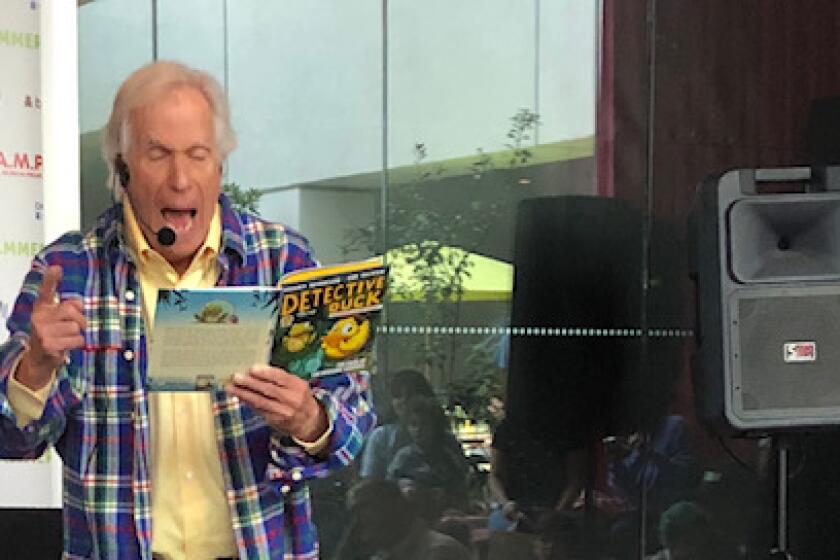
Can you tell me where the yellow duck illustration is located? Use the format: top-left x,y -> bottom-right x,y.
282,322 -> 316,353
321,317 -> 370,360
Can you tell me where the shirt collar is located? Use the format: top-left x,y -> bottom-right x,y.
100,192 -> 246,265
218,192 -> 247,263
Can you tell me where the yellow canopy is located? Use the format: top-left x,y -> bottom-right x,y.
384,245 -> 513,302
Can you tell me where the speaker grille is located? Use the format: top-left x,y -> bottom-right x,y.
731,289 -> 840,419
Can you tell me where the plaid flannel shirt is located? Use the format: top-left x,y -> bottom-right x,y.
0,194 -> 375,559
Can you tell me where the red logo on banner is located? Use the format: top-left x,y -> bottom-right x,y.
0,150 -> 42,178
23,95 -> 40,109
783,341 -> 817,363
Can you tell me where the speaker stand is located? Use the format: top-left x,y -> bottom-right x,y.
769,436 -> 796,560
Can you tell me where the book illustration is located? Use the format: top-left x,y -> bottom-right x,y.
147,258 -> 387,391
281,320 -> 316,352
271,260 -> 387,379
322,316 -> 371,359
194,300 -> 237,323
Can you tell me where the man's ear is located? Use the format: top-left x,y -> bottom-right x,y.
116,155 -> 130,188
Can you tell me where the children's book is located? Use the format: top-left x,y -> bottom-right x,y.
146,258 -> 388,391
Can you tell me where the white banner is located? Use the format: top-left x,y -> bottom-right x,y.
0,0 -> 61,509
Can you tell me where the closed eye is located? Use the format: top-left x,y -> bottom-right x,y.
187,146 -> 211,161
148,146 -> 169,161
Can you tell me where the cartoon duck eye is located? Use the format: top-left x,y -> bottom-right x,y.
341,321 -> 357,336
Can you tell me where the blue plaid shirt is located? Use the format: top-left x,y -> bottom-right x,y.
0,194 -> 375,559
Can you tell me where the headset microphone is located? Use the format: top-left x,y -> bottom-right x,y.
116,155 -> 178,247
156,226 -> 177,247
135,211 -> 178,248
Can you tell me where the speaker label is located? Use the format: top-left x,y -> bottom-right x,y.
783,341 -> 817,363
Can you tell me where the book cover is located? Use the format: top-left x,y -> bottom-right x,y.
146,258 -> 388,391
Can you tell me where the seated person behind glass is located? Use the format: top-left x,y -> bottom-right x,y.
359,369 -> 436,478
333,478 -> 470,560
387,395 -> 471,515
359,369 -> 462,479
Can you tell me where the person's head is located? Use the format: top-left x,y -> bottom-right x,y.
346,478 -> 416,553
403,395 -> 450,450
102,61 -> 237,273
658,501 -> 713,560
389,369 -> 435,420
487,393 -> 506,423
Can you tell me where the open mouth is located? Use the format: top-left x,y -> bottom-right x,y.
161,208 -> 197,231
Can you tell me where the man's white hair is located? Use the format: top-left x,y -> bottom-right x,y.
101,60 -> 237,200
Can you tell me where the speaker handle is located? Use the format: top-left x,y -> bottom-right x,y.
753,167 -> 812,184
811,165 -> 840,192
740,166 -> 840,194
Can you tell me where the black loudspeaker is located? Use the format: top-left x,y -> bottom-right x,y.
690,166 -> 840,432
0,509 -> 62,558
806,96 -> 840,165
505,196 -> 643,439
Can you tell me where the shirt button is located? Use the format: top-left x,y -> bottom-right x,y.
291,469 -> 303,482
281,484 -> 291,495
123,349 -> 134,361
185,471 -> 194,480
125,290 -> 135,302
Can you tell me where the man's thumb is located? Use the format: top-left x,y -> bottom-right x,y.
37,265 -> 62,304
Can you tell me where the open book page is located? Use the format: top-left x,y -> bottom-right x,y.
147,288 -> 280,391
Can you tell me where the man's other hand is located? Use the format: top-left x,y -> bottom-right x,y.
18,265 -> 86,391
225,364 -> 328,442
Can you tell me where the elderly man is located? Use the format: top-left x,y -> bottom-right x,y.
0,61 -> 375,559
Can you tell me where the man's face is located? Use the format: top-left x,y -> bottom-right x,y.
123,85 -> 221,272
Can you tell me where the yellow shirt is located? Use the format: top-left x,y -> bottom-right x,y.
122,200 -> 238,560
8,200 -> 238,560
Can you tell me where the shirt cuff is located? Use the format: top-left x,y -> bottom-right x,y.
291,416 -> 334,455
7,355 -> 55,428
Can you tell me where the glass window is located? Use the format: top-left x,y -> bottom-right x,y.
79,1 -> 838,558
79,0 -> 154,225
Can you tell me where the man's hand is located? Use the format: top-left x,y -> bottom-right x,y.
17,265 -> 86,391
225,364 -> 329,442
